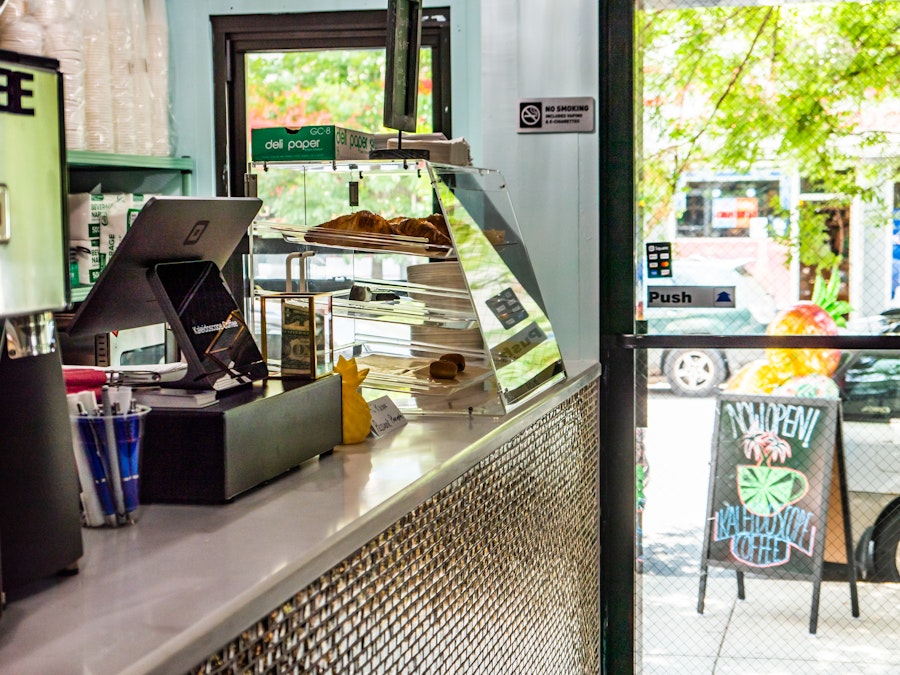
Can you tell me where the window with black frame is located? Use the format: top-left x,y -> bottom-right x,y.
210,9 -> 452,299
211,9 -> 451,199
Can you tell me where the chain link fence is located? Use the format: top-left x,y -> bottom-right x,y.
637,0 -> 900,671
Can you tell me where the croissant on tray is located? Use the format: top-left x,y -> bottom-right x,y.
318,210 -> 392,234
388,216 -> 452,248
425,213 -> 451,239
305,210 -> 452,249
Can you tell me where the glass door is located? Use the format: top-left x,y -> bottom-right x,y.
629,1 -> 900,672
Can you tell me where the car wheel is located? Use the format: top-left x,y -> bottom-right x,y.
663,348 -> 727,397
873,506 -> 900,581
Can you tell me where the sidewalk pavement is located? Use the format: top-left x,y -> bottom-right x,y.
638,571 -> 900,674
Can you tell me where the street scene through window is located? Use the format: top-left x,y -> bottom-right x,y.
637,1 -> 900,671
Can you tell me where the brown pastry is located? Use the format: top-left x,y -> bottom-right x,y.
388,217 -> 452,248
306,210 -> 452,250
429,359 -> 458,379
318,210 -> 391,234
426,213 -> 451,239
439,352 -> 466,372
305,210 -> 393,246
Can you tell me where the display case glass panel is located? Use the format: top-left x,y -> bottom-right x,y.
249,159 -> 565,414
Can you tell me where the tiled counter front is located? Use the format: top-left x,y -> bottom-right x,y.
189,380 -> 600,674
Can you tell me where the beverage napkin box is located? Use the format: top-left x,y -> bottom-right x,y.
68,193 -> 155,285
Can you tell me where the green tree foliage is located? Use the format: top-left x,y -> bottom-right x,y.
641,1 -> 900,264
247,49 -> 435,226
246,48 -> 433,136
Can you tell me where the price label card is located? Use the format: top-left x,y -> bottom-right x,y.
369,396 -> 407,438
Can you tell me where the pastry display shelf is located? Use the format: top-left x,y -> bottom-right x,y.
334,300 -> 476,329
352,350 -> 494,396
255,219 -> 455,259
257,287 -> 477,330
247,159 -> 567,415
332,280 -> 477,330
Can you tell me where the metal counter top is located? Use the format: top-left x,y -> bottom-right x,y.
0,361 -> 599,674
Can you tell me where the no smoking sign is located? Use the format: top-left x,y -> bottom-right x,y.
517,97 -> 595,134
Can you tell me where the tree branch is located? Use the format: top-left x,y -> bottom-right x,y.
675,6 -> 776,176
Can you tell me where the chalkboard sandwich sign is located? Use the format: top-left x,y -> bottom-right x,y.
697,393 -> 859,634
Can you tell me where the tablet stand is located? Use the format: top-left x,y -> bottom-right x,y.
147,260 -> 268,391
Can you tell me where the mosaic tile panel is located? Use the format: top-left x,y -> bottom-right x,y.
189,382 -> 600,675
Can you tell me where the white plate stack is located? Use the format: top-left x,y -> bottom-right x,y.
83,0 -> 114,152
107,0 -> 136,155
144,0 -> 170,156
407,261 -> 485,355
406,261 -> 474,312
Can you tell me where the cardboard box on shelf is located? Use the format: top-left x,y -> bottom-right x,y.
251,125 -> 375,162
68,193 -> 154,286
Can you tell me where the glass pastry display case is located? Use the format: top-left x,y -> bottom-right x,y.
247,159 -> 566,415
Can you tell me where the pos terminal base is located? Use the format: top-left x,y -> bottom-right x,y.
140,374 -> 342,503
62,197 -> 343,503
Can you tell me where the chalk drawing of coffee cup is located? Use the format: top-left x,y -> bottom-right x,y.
737,465 -> 809,516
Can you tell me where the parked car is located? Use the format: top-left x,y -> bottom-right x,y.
832,318 -> 900,581
644,260 -> 774,396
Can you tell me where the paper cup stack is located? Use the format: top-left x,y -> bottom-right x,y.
128,0 -> 152,156
0,0 -> 27,32
43,21 -> 86,149
0,6 -> 43,56
0,0 -> 27,22
83,0 -> 115,152
24,0 -> 66,25
1,0 -> 169,157
107,0 -> 137,155
144,0 -> 170,156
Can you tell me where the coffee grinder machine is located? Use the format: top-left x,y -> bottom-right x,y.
0,50 -> 84,598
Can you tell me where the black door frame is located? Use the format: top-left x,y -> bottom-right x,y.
599,0 -> 638,670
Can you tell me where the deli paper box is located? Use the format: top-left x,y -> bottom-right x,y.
251,125 -> 375,162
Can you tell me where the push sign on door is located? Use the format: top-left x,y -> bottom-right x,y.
646,242 -> 672,278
